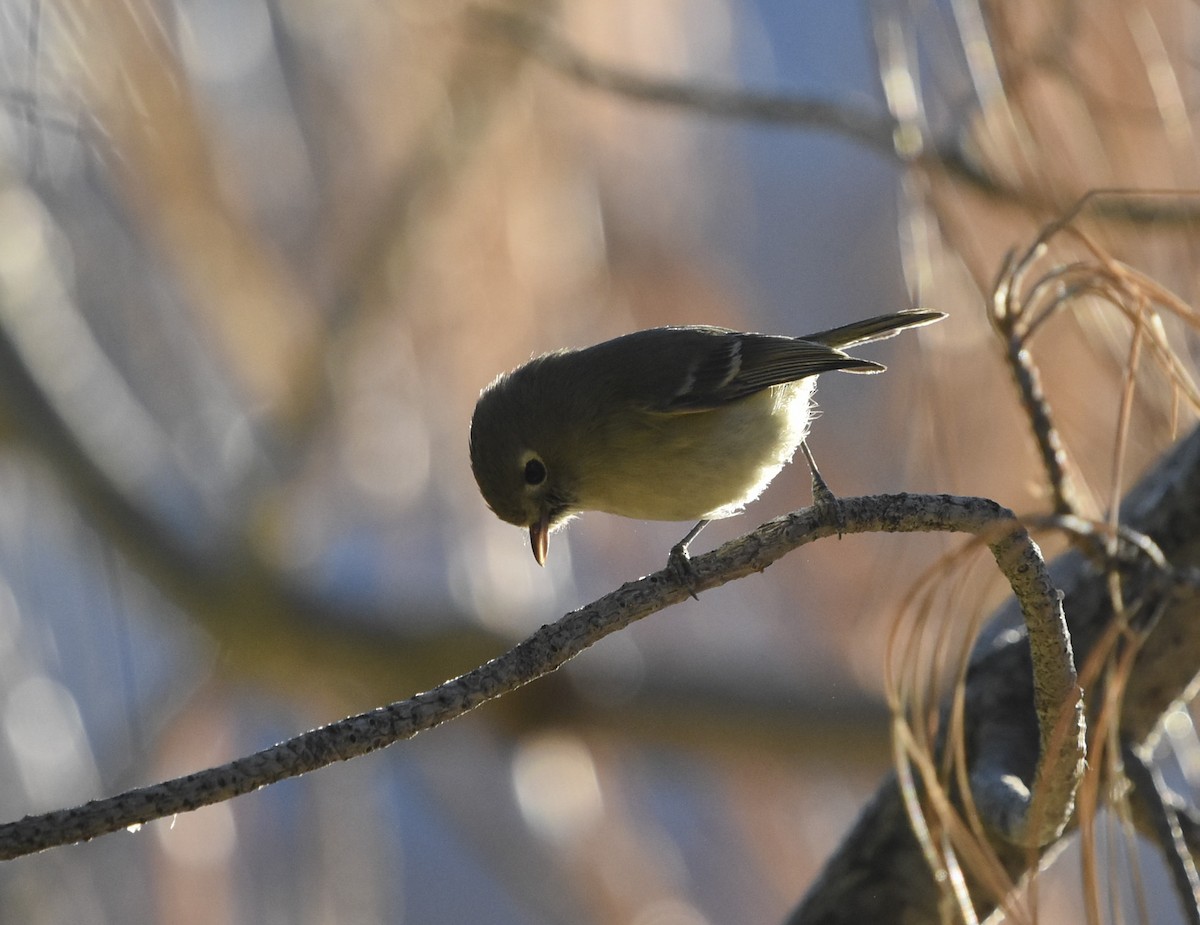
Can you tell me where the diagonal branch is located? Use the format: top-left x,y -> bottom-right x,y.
474,7 -> 1200,226
471,6 -> 901,156
0,492 -> 1074,860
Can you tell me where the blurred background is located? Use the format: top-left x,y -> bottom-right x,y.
0,1 -> 1198,922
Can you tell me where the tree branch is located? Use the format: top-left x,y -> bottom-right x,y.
789,424 -> 1200,924
0,492 -> 1069,860
473,7 -> 1200,226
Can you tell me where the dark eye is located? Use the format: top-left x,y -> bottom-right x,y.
523,457 -> 547,486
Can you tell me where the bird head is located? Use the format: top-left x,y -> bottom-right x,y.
469,367 -> 578,565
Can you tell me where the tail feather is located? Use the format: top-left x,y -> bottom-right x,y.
804,309 -> 946,350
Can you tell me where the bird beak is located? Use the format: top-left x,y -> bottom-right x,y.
529,511 -> 550,566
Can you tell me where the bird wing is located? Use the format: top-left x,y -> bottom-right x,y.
585,327 -> 882,414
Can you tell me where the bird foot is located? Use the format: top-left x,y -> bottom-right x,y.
812,476 -> 845,537
667,541 -> 700,600
801,442 -> 844,536
667,520 -> 710,599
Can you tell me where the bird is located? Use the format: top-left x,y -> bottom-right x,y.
469,309 -> 945,568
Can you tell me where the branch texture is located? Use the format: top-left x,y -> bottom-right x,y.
0,493 -> 1064,859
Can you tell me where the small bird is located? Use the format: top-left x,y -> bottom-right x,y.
470,309 -> 944,567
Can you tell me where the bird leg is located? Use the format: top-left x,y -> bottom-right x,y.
800,441 -> 843,534
668,518 -> 709,598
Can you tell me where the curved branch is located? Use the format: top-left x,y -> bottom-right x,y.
0,492 -> 1075,860
790,424 -> 1200,924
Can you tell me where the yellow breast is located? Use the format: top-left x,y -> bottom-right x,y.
575,380 -> 817,522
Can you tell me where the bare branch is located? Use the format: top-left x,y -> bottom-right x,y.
475,8 -> 1200,226
1124,743 -> 1200,925
471,6 -> 901,156
0,492 -> 1074,860
790,423 -> 1200,924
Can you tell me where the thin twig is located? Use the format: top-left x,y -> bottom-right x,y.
1124,743 -> 1200,925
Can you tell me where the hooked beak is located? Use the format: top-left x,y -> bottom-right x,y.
529,511 -> 550,566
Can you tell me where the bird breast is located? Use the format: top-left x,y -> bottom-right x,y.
577,379 -> 817,522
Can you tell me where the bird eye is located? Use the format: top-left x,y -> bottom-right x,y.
523,457 -> 547,486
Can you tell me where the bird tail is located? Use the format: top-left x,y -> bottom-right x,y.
804,309 -> 946,350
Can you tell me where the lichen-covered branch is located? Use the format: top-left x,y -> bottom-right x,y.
0,492 -> 1071,860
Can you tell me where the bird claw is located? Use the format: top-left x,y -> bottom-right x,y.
801,441 -> 844,537
667,542 -> 701,600
812,478 -> 845,538
666,519 -> 709,598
